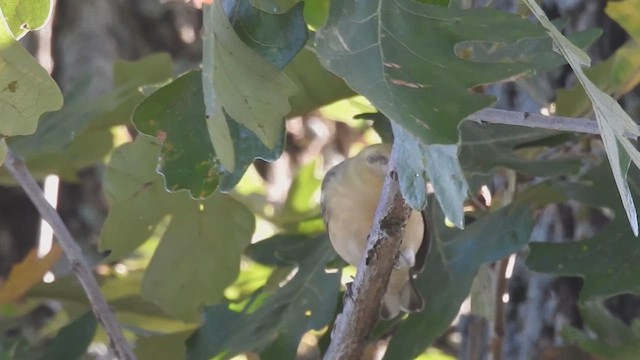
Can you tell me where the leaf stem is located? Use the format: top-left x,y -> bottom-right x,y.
4,150 -> 136,360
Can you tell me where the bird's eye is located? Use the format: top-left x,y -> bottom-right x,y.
366,154 -> 389,166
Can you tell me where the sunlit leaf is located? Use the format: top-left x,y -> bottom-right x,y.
187,234 -> 340,359
203,1 -> 296,169
0,15 -> 62,137
0,0 -> 51,39
101,137 -> 255,320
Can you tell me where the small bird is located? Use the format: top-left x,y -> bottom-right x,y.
320,143 -> 429,319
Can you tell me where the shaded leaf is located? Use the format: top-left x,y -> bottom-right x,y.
29,271 -> 197,333
40,312 -> 97,360
101,137 -> 255,320
393,123 -> 468,228
0,0 -> 51,39
458,26 -> 601,73
187,234 -> 340,359
385,201 -> 533,359
136,331 -> 194,360
316,1 -> 547,145
527,162 -> 640,300
285,47 -> 355,118
527,219 -> 640,300
133,71 -> 220,198
224,0 -> 307,69
218,109 -> 285,192
132,70 -> 284,196
459,122 -> 581,177
561,301 -> 640,360
250,0 -> 297,13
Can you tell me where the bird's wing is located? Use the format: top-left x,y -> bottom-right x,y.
320,162 -> 343,233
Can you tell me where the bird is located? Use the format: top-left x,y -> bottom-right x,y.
320,143 -> 429,319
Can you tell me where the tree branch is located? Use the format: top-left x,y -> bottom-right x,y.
467,108 -> 638,139
4,150 -> 136,360
323,144 -> 412,360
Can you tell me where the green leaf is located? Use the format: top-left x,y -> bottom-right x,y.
28,272 -> 198,333
203,1 -> 296,165
457,26 -> 601,73
224,0 -> 307,69
527,218 -> 640,300
285,47 -> 355,118
606,0 -> 640,44
556,41 -> 640,117
132,70 -> 284,196
136,331 -> 194,360
555,0 -> 640,117
133,71 -> 220,198
527,161 -> 640,300
303,0 -> 330,28
316,1 -> 547,145
0,16 -> 62,137
278,160 -> 323,228
561,301 -> 640,360
40,312 -> 97,360
393,123 -> 469,228
101,137 -> 255,320
0,0 -> 51,39
385,201 -> 533,359
218,109 -> 285,192
0,138 -> 6,165
187,234 -> 340,359
4,54 -> 171,180
524,0 -> 640,235
250,0 -> 297,13
459,122 -> 581,177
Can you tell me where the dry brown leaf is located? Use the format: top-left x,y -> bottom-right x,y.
0,242 -> 62,303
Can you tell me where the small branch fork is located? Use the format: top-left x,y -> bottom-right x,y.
4,150 -> 136,360
323,108 -> 632,358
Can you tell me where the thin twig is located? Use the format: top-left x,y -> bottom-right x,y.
491,256 -> 510,360
323,144 -> 412,360
466,108 -> 639,139
4,150 -> 136,360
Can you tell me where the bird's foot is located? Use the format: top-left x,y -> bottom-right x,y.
394,248 -> 416,269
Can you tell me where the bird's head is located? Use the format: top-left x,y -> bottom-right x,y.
356,143 -> 392,178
